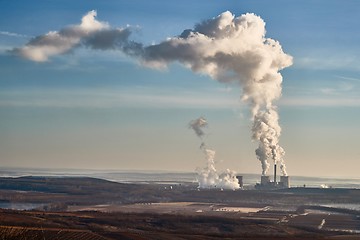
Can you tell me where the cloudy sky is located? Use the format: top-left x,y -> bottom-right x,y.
0,0 -> 359,178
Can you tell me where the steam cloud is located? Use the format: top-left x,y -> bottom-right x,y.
188,117 -> 208,146
142,11 -> 292,176
12,10 -> 138,62
14,10 -> 293,176
189,117 -> 240,190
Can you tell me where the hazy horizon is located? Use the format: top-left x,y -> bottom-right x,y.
1,166 -> 359,180
1,1 -> 360,178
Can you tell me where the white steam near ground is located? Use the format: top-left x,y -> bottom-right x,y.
13,10 -> 293,177
189,117 -> 240,190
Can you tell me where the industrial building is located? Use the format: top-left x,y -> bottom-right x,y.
255,164 -> 290,189
236,175 -> 243,188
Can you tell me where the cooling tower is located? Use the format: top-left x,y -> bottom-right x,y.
261,175 -> 271,186
280,176 -> 290,188
236,175 -> 243,188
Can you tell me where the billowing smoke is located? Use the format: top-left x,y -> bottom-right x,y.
12,10 -> 139,62
188,117 -> 208,148
142,11 -> 293,176
15,10 -> 292,176
189,117 -> 240,190
252,109 -> 287,175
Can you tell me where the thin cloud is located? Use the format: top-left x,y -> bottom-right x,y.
336,76 -> 360,83
1,88 -> 360,109
280,97 -> 360,107
295,56 -> 360,71
320,82 -> 354,95
0,31 -> 30,38
0,88 -> 239,109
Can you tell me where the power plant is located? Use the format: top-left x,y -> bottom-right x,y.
255,163 -> 290,189
189,116 -> 290,191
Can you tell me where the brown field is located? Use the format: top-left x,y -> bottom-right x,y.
0,176 -> 359,239
0,208 -> 335,240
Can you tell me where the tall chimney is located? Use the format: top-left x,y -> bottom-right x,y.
274,163 -> 277,184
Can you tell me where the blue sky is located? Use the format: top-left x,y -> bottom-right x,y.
0,0 -> 359,177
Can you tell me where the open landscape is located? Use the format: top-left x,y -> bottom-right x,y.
0,176 -> 359,239
1,1 -> 360,239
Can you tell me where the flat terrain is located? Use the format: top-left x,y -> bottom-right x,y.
0,176 -> 359,239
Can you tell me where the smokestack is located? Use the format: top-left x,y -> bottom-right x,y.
274,163 -> 277,184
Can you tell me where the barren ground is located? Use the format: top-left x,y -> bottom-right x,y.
0,176 -> 359,239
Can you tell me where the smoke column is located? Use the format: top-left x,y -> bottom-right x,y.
189,117 -> 240,190
15,10 -> 293,176
142,11 -> 293,176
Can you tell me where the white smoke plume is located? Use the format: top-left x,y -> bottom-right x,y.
252,109 -> 287,175
189,117 -> 240,190
12,10 -> 139,62
15,10 -> 292,176
188,117 -> 208,148
144,11 -> 292,176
